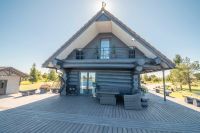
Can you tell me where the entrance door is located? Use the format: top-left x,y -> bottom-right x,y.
80,72 -> 96,95
0,80 -> 7,95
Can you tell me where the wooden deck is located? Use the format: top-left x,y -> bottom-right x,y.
0,93 -> 200,133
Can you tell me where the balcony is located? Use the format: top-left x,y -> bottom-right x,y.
73,46 -> 137,60
60,46 -> 161,70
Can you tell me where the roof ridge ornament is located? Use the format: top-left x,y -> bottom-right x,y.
101,1 -> 106,10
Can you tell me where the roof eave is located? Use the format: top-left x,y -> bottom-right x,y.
43,9 -> 175,70
0,67 -> 29,78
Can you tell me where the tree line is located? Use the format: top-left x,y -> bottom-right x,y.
142,54 -> 200,92
29,63 -> 59,83
142,74 -> 162,83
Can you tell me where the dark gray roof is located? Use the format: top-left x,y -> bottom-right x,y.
0,67 -> 28,77
42,9 -> 175,69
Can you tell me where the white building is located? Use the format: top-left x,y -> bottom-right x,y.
0,67 -> 28,95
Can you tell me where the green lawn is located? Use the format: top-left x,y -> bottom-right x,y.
20,81 -> 53,91
144,81 -> 200,99
169,84 -> 200,98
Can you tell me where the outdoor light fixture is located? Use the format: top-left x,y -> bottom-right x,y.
132,38 -> 135,42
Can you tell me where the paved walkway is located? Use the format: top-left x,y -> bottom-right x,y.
0,93 -> 200,133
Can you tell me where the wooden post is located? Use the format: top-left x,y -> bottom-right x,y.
132,73 -> 139,93
132,66 -> 143,94
60,70 -> 67,96
162,70 -> 166,101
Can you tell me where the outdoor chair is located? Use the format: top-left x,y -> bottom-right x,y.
124,93 -> 142,110
95,85 -> 101,98
66,85 -> 78,95
141,97 -> 149,107
193,98 -> 200,107
29,90 -> 36,95
20,91 -> 29,96
155,89 -> 160,93
39,84 -> 50,94
19,89 -> 37,96
184,96 -> 193,104
51,89 -> 59,93
39,88 -> 47,94
165,90 -> 172,96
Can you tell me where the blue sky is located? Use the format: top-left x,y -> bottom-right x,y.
0,0 -> 200,73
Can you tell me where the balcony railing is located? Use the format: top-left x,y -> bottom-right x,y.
74,46 -> 138,60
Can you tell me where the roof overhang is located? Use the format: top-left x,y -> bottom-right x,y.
57,21 -> 156,60
0,67 -> 28,78
43,9 -> 175,71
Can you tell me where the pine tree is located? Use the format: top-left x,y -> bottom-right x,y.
42,73 -> 48,81
29,63 -> 39,83
169,55 -> 200,92
48,69 -> 58,81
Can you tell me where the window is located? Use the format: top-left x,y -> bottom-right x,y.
100,39 -> 110,59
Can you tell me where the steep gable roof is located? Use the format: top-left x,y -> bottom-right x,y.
0,67 -> 28,77
43,9 -> 175,70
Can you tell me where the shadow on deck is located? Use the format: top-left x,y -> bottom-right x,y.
0,93 -> 200,133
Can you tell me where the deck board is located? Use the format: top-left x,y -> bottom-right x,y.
0,93 -> 200,133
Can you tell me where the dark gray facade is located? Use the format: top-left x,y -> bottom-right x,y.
63,33 -> 143,95
66,69 -> 132,95
67,33 -> 144,60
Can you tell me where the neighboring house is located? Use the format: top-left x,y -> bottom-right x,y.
0,67 -> 28,95
43,7 -> 175,96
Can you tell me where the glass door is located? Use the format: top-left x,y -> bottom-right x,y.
80,72 -> 88,94
88,72 -> 96,95
80,72 -> 96,95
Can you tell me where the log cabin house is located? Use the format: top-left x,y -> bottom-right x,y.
43,7 -> 175,98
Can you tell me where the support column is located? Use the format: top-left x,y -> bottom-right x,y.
132,66 -> 142,94
60,71 -> 68,96
162,70 -> 166,101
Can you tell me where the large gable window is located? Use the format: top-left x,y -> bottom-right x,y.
100,39 -> 110,59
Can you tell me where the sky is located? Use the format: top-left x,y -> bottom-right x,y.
0,0 -> 200,73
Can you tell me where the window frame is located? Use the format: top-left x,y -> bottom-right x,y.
100,38 -> 110,59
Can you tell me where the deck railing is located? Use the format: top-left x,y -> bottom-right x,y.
75,46 -> 137,60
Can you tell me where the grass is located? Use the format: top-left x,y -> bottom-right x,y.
169,92 -> 184,98
169,84 -> 200,98
20,81 -> 53,91
145,81 -> 200,99
20,80 -> 200,99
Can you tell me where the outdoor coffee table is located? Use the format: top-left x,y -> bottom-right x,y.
96,90 -> 119,105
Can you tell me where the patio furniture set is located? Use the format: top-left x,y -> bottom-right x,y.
96,89 -> 148,110
64,85 -> 149,110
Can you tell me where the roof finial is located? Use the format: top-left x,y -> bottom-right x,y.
102,1 -> 106,10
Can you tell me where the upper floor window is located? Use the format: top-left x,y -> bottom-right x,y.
100,38 -> 110,59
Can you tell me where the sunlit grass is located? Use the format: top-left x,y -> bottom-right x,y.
169,84 -> 200,98
20,82 -> 52,91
